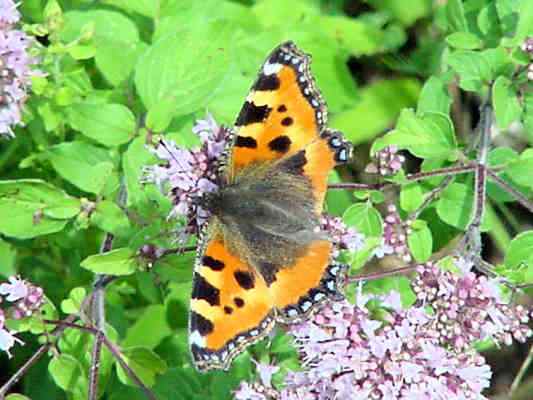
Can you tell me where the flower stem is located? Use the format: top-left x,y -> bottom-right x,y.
510,343 -> 533,396
487,170 -> 533,214
346,265 -> 417,284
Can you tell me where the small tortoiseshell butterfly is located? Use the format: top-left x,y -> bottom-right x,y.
189,41 -> 353,371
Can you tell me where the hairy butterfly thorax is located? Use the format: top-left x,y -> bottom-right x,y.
188,41 -> 353,371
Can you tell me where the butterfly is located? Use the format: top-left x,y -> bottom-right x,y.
189,41 -> 352,372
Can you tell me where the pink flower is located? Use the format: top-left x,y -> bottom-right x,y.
0,276 -> 45,318
0,0 -> 37,138
0,309 -> 23,358
0,275 -> 28,301
366,145 -> 405,176
234,258 -> 532,399
144,113 -> 231,235
320,215 -> 364,259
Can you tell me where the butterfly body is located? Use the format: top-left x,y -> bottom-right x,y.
189,42 -> 353,371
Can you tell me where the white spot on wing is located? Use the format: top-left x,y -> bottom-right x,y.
190,330 -> 206,347
314,292 -> 326,301
301,301 -> 312,312
263,61 -> 282,75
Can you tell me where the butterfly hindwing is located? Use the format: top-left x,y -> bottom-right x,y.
189,233 -> 275,371
269,240 -> 347,323
229,41 -> 327,180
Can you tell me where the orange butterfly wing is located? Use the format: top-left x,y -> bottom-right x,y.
189,234 -> 275,371
228,41 -> 327,180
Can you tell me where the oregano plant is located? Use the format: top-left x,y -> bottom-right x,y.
0,1 -> 532,400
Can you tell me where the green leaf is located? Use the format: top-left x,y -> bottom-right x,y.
407,220 -> 433,262
505,231 -> 533,273
510,0 -> 533,45
447,50 -> 491,91
0,238 -> 16,277
437,182 -> 490,230
90,200 -> 131,236
446,0 -> 468,32
372,109 -> 457,159
123,304 -> 173,349
123,133 -> 156,207
0,180 -> 80,239
492,76 -> 522,129
446,32 -> 483,49
417,76 -> 452,115
366,0 -> 431,26
343,202 -> 383,237
81,248 -> 138,275
146,98 -> 176,133
252,0 -> 319,28
506,149 -> 533,189
135,22 -> 231,118
60,287 -> 86,314
67,103 -> 136,146
522,91 -> 533,145
6,395 -> 31,400
400,183 -> 424,212
61,10 -> 143,85
46,141 -> 117,195
48,354 -> 88,397
318,15 -> 406,56
331,79 -> 420,144
118,347 -> 168,387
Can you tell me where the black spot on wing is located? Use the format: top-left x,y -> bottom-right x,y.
223,306 -> 233,315
234,297 -> 245,307
268,135 -> 291,154
281,117 -> 293,126
253,74 -> 280,91
235,136 -> 258,148
235,101 -> 271,126
192,275 -> 220,306
202,255 -> 225,271
277,104 -> 287,112
190,311 -> 214,335
234,270 -> 255,290
280,150 -> 307,174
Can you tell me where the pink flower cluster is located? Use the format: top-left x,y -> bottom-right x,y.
234,259 -> 532,400
0,0 -> 37,137
413,260 -> 532,350
0,276 -> 44,357
366,145 -> 405,176
144,114 -> 231,235
321,215 -> 365,259
375,205 -> 412,262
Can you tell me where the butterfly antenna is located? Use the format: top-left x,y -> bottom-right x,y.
157,139 -> 191,175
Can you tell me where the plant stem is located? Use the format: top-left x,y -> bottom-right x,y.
487,170 -> 533,214
458,100 -> 492,259
43,320 -> 158,400
0,313 -> 79,397
327,164 -> 476,191
327,182 -> 385,190
510,344 -> 533,396
101,336 -> 158,400
345,265 -> 418,284
88,331 -> 104,400
409,175 -> 454,221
